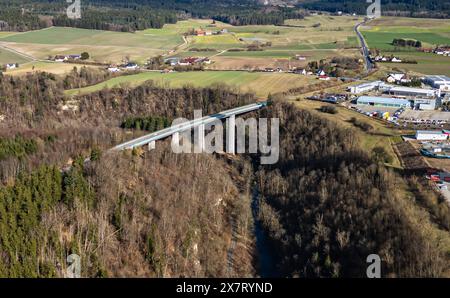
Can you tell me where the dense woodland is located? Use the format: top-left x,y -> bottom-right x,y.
302,0 -> 450,18
0,0 -> 304,32
254,102 -> 449,277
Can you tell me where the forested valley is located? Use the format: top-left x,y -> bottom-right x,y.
0,68 -> 449,277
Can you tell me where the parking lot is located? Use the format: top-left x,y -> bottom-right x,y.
400,110 -> 450,122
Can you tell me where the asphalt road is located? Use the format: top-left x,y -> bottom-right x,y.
354,20 -> 374,73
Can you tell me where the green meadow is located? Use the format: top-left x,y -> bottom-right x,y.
0,48 -> 31,64
361,31 -> 450,50
361,17 -> 450,75
65,70 -> 316,98
0,26 -> 183,49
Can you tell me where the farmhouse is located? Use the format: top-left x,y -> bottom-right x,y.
54,55 -> 68,62
423,75 -> 450,92
386,73 -> 410,84
294,69 -> 307,75
357,96 -> 411,108
107,66 -> 120,73
5,63 -> 17,70
123,62 -> 138,70
178,57 -> 199,66
68,54 -> 81,60
195,29 -> 206,36
434,47 -> 450,56
164,57 -> 180,66
415,130 -> 448,141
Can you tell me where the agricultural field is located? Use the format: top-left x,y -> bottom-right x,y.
361,17 -> 450,75
181,15 -> 363,70
378,51 -> 450,76
0,48 -> 31,65
65,70 -> 317,98
208,49 -> 361,71
0,16 -> 365,74
4,61 -> 98,75
0,23 -> 187,64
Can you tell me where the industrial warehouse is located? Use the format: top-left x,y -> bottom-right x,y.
356,96 -> 410,108
423,75 -> 450,92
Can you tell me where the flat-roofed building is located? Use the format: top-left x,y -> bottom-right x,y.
357,96 -> 411,108
423,75 -> 450,92
413,98 -> 441,110
383,86 -> 440,98
415,130 -> 448,141
347,81 -> 383,94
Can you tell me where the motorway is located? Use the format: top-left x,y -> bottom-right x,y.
354,20 -> 374,73
109,102 -> 268,151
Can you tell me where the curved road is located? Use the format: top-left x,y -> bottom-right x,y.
354,20 -> 374,73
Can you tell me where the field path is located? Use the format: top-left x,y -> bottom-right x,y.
209,49 -> 228,58
0,42 -> 37,61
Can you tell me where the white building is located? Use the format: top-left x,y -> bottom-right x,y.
415,130 -> 448,141
107,67 -> 121,73
347,81 -> 383,94
387,73 -> 405,83
423,75 -> 450,92
316,69 -> 326,76
413,98 -> 439,110
384,86 -> 440,98
54,55 -> 68,62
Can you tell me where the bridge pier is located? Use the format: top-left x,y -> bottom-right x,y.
148,141 -> 155,151
227,115 -> 235,154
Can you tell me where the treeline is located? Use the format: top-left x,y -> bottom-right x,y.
392,38 -> 422,48
299,0 -> 450,18
212,9 -> 304,26
52,9 -> 177,32
0,7 -> 48,31
121,116 -> 171,132
254,102 -> 448,277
